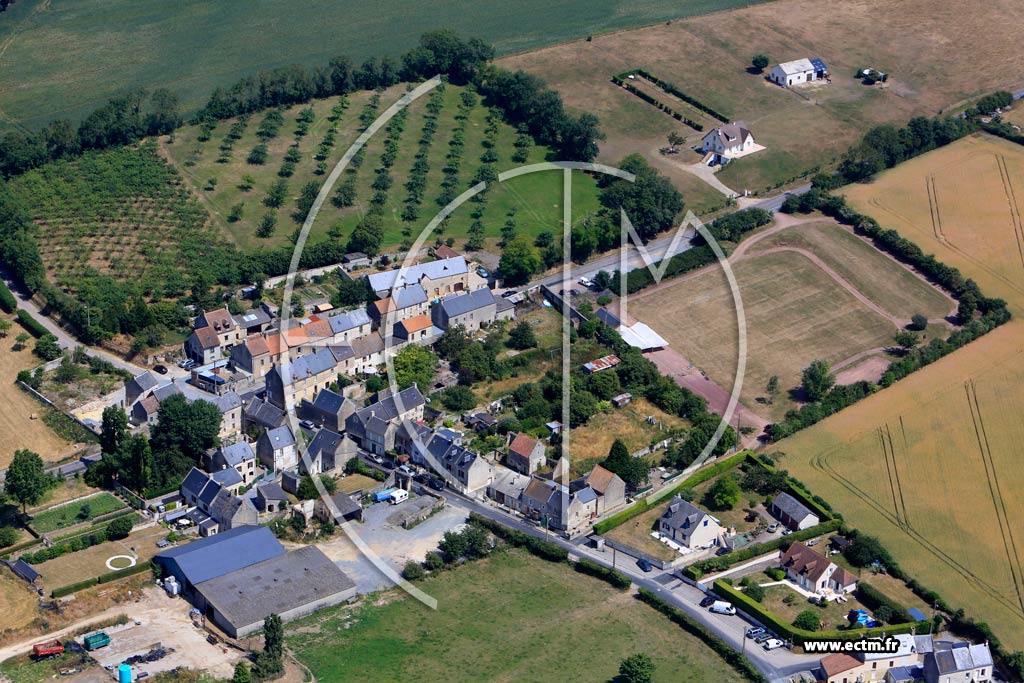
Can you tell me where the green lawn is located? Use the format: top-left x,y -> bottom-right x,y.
287,548 -> 747,683
0,0 -> 777,132
29,492 -> 126,534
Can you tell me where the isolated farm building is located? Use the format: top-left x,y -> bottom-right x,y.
432,287 -> 500,332
232,304 -> 274,336
922,641 -> 993,683
659,496 -> 721,549
770,491 -> 820,530
506,432 -> 547,475
314,491 -> 363,524
780,541 -> 857,595
256,424 -> 298,472
7,559 -> 41,586
367,255 -> 469,298
154,525 -> 285,595
192,545 -> 357,638
582,354 -> 621,374
770,58 -> 829,87
618,323 -> 669,351
208,442 -> 259,485
701,122 -> 756,164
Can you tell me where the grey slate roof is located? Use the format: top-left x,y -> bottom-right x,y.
391,284 -> 428,309
182,467 -> 211,501
328,308 -> 371,334
660,496 -> 709,530
198,478 -> 223,508
703,122 -> 753,150
367,256 -> 467,294
928,641 -> 993,675
233,307 -> 273,330
275,348 -> 337,386
771,492 -> 818,524
311,389 -> 345,415
194,546 -> 355,632
128,371 -> 159,395
155,525 -> 285,586
595,307 -> 621,328
257,481 -> 289,501
575,486 -> 598,505
209,391 -> 242,413
245,397 -> 286,429
440,288 -> 495,317
306,428 -> 344,460
218,442 -> 256,467
264,425 -> 296,449
153,382 -> 184,403
211,467 -> 244,487
10,559 -> 40,583
327,492 -> 362,518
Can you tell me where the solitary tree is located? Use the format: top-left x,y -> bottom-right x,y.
794,610 -> 821,631
800,360 -> 835,402
667,131 -> 685,150
909,313 -> 928,331
13,332 -> 29,350
0,318 -> 11,337
6,449 -> 48,513
506,321 -> 537,350
894,330 -> 920,350
765,375 -> 779,404
619,653 -> 655,683
752,54 -> 770,72
706,475 -> 741,510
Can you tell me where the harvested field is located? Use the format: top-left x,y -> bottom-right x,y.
779,321 -> 1024,649
0,328 -> 76,467
844,133 -> 1024,315
630,250 -> 898,422
0,570 -> 38,633
500,0 -> 1024,194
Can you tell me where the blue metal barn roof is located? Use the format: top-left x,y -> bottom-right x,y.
155,525 -> 285,586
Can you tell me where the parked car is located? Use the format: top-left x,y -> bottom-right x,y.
745,627 -> 766,639
476,267 -> 490,279
754,632 -> 774,644
578,276 -> 593,288
767,522 -> 780,533
299,420 -> 315,430
153,364 -> 168,375
636,558 -> 654,572
501,290 -> 517,298
781,529 -> 793,536
762,639 -> 785,651
427,477 -> 446,491
699,595 -> 717,608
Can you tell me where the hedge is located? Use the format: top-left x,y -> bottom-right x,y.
855,582 -> 911,625
742,454 -> 835,522
593,452 -> 750,535
614,69 -> 730,123
469,513 -> 569,563
573,557 -> 631,590
16,309 -> 49,338
52,577 -> 99,598
611,77 -> 705,131
637,588 -> 769,683
683,519 -> 843,580
713,580 -> 927,646
0,280 -> 16,313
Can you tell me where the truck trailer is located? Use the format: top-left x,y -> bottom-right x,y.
32,641 -> 64,659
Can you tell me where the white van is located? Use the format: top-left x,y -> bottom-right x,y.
709,601 -> 736,616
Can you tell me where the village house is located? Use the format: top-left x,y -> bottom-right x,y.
243,396 -> 286,433
658,496 -> 722,549
232,302 -> 275,336
780,541 -> 858,596
569,464 -> 626,515
315,491 -> 363,524
327,308 -> 372,344
368,284 -> 429,337
253,481 -> 289,514
506,432 -> 546,475
124,370 -> 159,407
771,491 -> 821,530
367,255 -> 470,298
769,57 -> 829,87
431,287 -> 504,331
923,641 -> 993,683
417,434 -> 494,493
301,388 -> 356,433
185,325 -> 222,365
265,348 -> 338,411
302,428 -> 358,475
208,441 -> 259,485
230,335 -> 273,380
345,385 -> 426,455
209,391 -> 243,441
394,313 -> 441,345
179,468 -> 259,536
256,424 -> 298,472
193,308 -> 243,355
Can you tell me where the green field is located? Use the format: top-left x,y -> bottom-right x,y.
29,492 -> 126,534
0,0 -> 778,132
163,82 -> 602,253
287,548 -> 747,683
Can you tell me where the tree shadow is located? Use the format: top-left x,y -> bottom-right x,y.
746,66 -> 764,75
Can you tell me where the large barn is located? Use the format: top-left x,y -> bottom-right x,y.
154,525 -> 285,595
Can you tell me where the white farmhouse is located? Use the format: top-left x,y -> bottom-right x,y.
769,58 -> 829,87
700,122 -> 756,165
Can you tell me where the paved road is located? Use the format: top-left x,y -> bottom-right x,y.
442,491 -> 820,683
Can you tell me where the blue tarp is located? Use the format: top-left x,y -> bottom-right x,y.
908,607 -> 927,622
